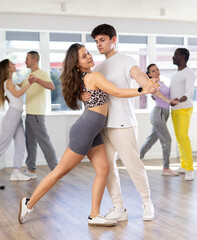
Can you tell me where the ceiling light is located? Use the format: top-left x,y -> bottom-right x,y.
160,8 -> 165,16
61,2 -> 66,12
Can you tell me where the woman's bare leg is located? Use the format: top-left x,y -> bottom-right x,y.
27,147 -> 84,209
87,144 -> 109,218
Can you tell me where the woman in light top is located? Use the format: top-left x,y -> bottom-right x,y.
0,59 -> 32,181
140,64 -> 179,176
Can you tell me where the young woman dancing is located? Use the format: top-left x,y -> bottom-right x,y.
0,59 -> 32,181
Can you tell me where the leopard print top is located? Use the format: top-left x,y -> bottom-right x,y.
81,72 -> 109,108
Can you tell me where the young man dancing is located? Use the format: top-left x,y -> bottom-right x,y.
90,24 -> 155,221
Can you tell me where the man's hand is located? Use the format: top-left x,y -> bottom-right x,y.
79,92 -> 91,102
170,98 -> 179,106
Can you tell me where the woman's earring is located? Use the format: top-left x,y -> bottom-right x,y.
77,68 -> 79,72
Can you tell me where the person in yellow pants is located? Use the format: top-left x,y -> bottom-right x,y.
170,48 -> 196,181
171,107 -> 193,170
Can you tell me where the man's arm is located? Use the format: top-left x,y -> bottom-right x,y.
177,96 -> 187,103
28,74 -> 55,90
130,66 -> 173,105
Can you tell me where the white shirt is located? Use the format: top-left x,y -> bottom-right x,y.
170,67 -> 196,110
4,80 -> 23,110
93,53 -> 138,128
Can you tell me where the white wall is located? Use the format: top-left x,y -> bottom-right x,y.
1,111 -> 197,169
1,13 -> 197,36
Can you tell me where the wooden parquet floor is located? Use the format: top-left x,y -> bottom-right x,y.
0,157 -> 197,240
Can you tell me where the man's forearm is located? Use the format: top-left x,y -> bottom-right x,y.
130,67 -> 149,87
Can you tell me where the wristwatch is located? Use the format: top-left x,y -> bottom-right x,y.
138,87 -> 143,94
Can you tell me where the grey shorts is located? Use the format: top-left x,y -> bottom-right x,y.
68,109 -> 107,155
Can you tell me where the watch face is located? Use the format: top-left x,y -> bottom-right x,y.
138,87 -> 143,93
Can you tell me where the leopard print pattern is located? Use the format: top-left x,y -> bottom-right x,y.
81,72 -> 109,108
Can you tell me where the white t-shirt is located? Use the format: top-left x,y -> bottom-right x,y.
170,67 -> 196,110
93,52 -> 138,128
4,80 -> 23,110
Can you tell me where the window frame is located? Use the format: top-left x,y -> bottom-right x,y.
1,30 -> 197,114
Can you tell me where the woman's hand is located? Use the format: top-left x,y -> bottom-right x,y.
28,74 -> 37,84
170,98 -> 180,106
5,96 -> 10,103
143,78 -> 160,94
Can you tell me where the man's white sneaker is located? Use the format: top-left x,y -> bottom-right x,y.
23,169 -> 37,179
88,214 -> 117,227
143,202 -> 155,221
10,171 -> 31,181
176,167 -> 186,174
104,208 -> 128,222
18,198 -> 33,224
185,171 -> 194,181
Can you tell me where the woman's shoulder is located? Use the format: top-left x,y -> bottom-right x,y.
5,78 -> 12,82
90,71 -> 104,78
84,71 -> 102,80
5,78 -> 13,86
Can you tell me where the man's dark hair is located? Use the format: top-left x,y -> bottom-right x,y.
176,48 -> 190,62
27,51 -> 40,62
91,24 -> 117,39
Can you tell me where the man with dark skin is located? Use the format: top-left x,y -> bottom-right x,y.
171,48 -> 196,181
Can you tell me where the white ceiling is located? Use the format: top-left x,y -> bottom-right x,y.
1,0 -> 197,22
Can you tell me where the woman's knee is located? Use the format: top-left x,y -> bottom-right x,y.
97,162 -> 109,177
51,165 -> 69,180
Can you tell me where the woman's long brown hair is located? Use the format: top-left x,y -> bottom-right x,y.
0,59 -> 10,108
60,43 -> 84,110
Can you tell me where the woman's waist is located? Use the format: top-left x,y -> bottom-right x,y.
81,108 -> 107,126
155,102 -> 169,109
8,101 -> 23,110
86,102 -> 108,116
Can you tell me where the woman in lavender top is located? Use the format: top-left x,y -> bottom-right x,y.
140,64 -> 179,176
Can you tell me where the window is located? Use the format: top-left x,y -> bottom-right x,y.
118,35 -> 148,109
6,31 -> 40,84
188,38 -> 197,109
118,35 -> 147,52
49,33 -> 82,111
1,30 -> 196,113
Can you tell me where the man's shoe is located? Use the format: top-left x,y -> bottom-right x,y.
185,171 -> 194,181
88,214 -> 117,227
162,168 -> 179,176
10,171 -> 31,181
18,198 -> 33,224
104,208 -> 128,222
176,167 -> 186,174
143,202 -> 155,221
23,169 -> 37,179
